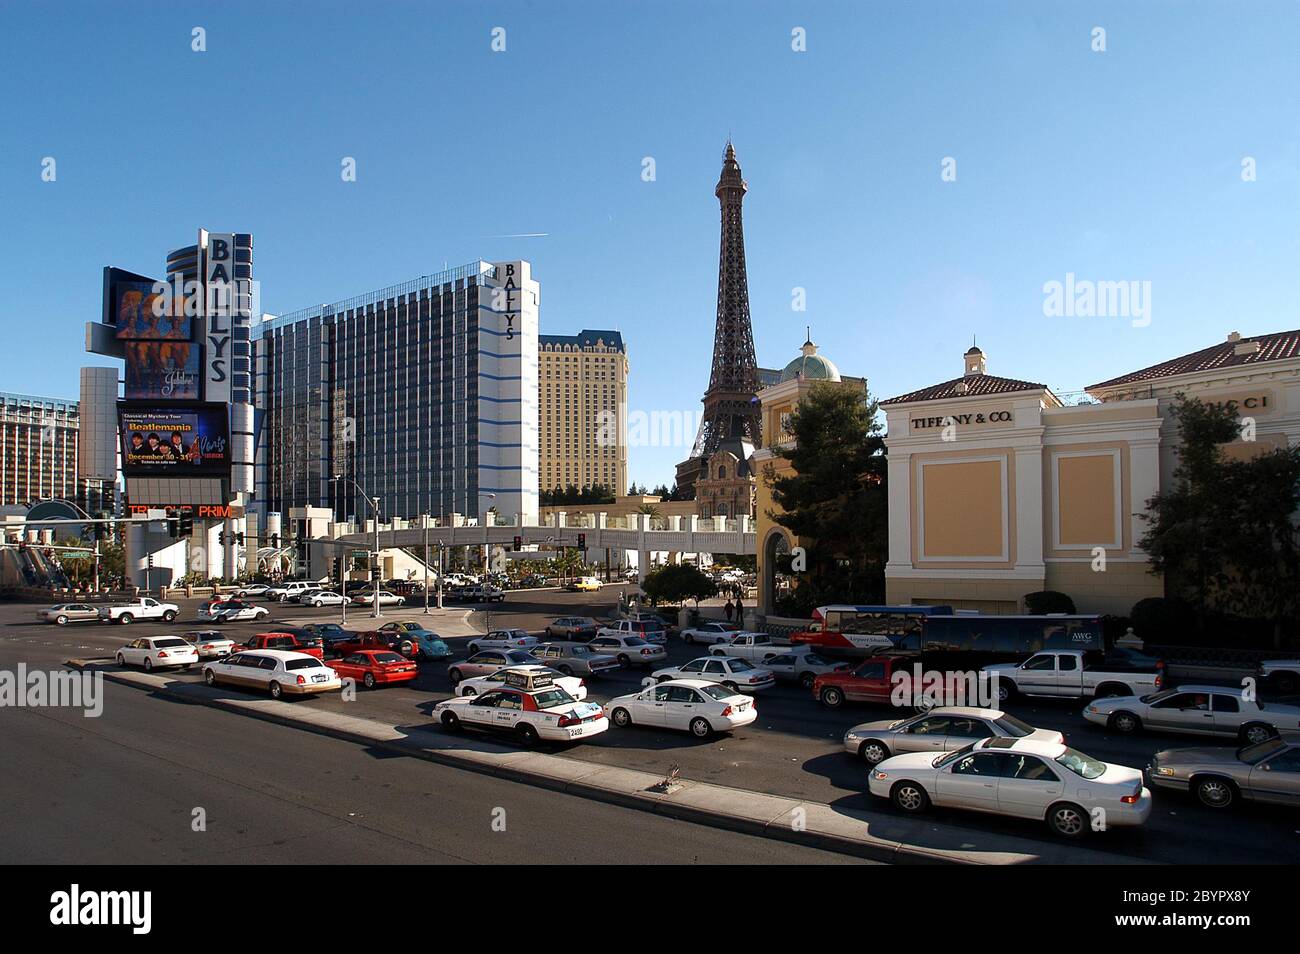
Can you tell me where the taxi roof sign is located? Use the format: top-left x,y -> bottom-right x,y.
503,668 -> 554,691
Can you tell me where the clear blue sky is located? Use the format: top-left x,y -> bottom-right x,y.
3,1 -> 1298,487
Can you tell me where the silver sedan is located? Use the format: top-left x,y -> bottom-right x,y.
37,603 -> 102,625
844,706 -> 1065,765
1147,736 -> 1300,809
447,648 -> 540,684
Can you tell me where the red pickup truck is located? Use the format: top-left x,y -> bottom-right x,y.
812,654 -> 918,709
235,631 -> 324,659
329,631 -> 410,658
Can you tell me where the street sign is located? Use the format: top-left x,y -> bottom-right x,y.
351,550 -> 368,559
62,550 -> 93,559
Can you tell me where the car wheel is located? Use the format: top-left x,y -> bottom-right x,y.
618,654 -> 631,666
1241,723 -> 1275,746
1109,711 -> 1141,734
1047,802 -> 1089,838
399,641 -> 414,657
115,653 -> 125,666
611,707 -> 632,727
204,669 -> 216,686
1273,672 -> 1298,694
467,643 -> 479,654
558,665 -> 574,676
313,600 -> 322,607
890,781 -> 929,814
684,633 -> 695,644
820,686 -> 844,708
689,717 -> 712,739
995,681 -> 1016,704
143,658 -> 154,672
162,610 -> 177,622
799,672 -> 817,689
1095,683 -> 1128,699
462,686 -> 477,697
721,681 -> 739,693
448,668 -> 463,684
441,710 -> 461,731
118,613 -> 133,624
1193,775 -> 1236,809
182,664 -> 192,671
363,672 -> 376,689
860,740 -> 890,765
55,615 -> 68,626
268,681 -> 282,699
517,723 -> 539,747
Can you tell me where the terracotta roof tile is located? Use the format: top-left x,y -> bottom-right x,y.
1088,329 -> 1300,390
881,373 -> 1049,406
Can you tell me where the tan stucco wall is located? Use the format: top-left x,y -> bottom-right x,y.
1056,453 -> 1117,546
1045,561 -> 1163,616
918,458 -> 1004,558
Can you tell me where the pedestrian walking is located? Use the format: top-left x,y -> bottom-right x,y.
724,599 -> 735,622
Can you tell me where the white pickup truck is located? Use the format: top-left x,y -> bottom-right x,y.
707,630 -> 789,662
983,649 -> 1163,703
100,598 -> 180,625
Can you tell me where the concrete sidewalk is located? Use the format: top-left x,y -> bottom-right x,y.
67,659 -> 1154,866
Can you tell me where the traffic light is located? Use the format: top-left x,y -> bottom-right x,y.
92,512 -> 109,540
512,535 -> 522,551
167,516 -> 181,538
270,532 -> 280,548
577,532 -> 586,548
178,512 -> 194,537
236,532 -> 245,546
216,531 -> 226,546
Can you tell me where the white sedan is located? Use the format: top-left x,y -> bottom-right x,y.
457,664 -> 587,701
351,590 -> 405,607
467,629 -> 539,653
115,636 -> 199,672
868,736 -> 1152,838
302,590 -> 351,608
179,630 -> 237,660
198,600 -> 271,623
679,621 -> 741,645
652,656 -> 776,693
607,679 -> 757,738
235,583 -> 271,599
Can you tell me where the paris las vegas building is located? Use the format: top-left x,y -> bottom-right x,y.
877,330 -> 1300,616
255,260 -> 540,527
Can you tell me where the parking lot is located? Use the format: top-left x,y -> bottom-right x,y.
5,588 -> 1298,864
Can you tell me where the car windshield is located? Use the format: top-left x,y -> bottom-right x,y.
699,685 -> 737,701
155,638 -> 189,648
728,659 -> 756,672
1140,688 -> 1179,704
1054,747 -> 1107,779
992,714 -> 1037,737
532,688 -> 577,709
934,743 -> 976,768
372,652 -> 405,664
506,651 -> 537,663
624,637 -> 648,646
285,659 -> 324,671
804,654 -> 831,665
1239,737 -> 1288,762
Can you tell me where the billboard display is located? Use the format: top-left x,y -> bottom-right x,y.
104,266 -> 194,340
124,340 -> 202,400
118,403 -> 230,476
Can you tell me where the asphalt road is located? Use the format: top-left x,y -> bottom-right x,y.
5,588 -> 1298,864
0,668 -> 869,864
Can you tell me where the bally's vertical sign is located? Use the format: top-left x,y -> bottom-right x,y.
201,230 -> 237,404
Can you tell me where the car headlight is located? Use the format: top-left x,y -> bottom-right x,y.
845,732 -> 861,742
1085,705 -> 1100,713
873,771 -> 888,781
1153,767 -> 1175,777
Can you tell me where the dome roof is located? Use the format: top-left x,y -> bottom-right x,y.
779,332 -> 841,382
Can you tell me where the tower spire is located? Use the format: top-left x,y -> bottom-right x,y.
677,141 -> 762,495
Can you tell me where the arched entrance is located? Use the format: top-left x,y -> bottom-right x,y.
760,528 -> 792,615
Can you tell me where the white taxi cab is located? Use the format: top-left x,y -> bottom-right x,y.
434,668 -> 607,745
202,649 -> 342,699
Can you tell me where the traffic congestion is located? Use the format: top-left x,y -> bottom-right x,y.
28,583 -> 1300,863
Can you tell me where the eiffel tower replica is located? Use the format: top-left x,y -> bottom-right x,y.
675,141 -> 763,498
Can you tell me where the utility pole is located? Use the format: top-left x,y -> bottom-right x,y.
423,515 -> 431,615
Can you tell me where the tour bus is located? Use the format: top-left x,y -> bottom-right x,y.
789,604 -> 955,656
890,614 -> 1106,671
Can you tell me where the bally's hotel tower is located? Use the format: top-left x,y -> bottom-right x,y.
255,261 -> 539,525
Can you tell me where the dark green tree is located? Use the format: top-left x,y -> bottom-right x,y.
640,563 -> 719,605
1139,395 -> 1300,646
764,381 -> 888,611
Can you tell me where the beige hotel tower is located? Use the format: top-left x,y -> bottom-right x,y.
539,330 -> 628,494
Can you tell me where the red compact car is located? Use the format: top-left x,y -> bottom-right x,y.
327,649 -> 418,689
811,654 -> 918,709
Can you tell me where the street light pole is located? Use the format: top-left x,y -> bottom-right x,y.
423,515 -> 430,615
331,474 -> 383,621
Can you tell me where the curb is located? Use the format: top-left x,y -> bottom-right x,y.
68,659 -> 1153,866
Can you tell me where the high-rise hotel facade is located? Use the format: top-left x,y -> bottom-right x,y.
539,330 -> 628,494
256,260 -> 539,525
